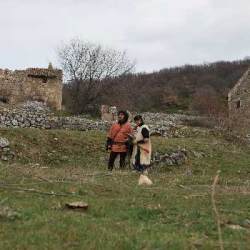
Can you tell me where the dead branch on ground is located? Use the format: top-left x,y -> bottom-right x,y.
0,184 -> 81,197
211,170 -> 224,250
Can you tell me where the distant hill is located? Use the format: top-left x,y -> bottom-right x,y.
63,58 -> 250,114
123,59 -> 250,112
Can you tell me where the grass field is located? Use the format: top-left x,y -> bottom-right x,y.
0,126 -> 250,249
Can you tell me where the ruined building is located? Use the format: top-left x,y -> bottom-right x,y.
228,67 -> 250,113
0,66 -> 62,110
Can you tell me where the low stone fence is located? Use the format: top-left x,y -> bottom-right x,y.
0,106 -> 198,137
0,107 -> 111,131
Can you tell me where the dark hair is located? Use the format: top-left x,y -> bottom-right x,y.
134,115 -> 143,122
118,110 -> 129,123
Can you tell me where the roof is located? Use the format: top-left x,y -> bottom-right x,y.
27,68 -> 62,78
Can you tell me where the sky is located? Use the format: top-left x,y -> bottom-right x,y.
0,0 -> 250,73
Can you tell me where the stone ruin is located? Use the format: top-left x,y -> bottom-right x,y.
101,105 -> 118,121
0,65 -> 62,110
228,67 -> 250,113
100,105 -> 133,122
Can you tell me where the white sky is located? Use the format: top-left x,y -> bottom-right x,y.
0,0 -> 250,73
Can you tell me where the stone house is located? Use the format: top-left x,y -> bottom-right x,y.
0,67 -> 62,110
228,67 -> 250,113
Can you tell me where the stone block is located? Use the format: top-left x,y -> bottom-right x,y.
101,113 -> 114,121
100,105 -> 109,114
0,138 -> 9,148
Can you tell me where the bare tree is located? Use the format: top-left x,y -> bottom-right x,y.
56,37 -> 135,113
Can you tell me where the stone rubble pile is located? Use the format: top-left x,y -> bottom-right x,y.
148,124 -> 179,138
151,148 -> 206,167
135,112 -> 198,137
0,137 -> 15,161
141,112 -> 197,126
152,149 -> 189,166
21,101 -> 50,112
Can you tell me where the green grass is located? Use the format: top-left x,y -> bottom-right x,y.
0,126 -> 250,249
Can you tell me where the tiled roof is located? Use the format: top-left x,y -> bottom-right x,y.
27,68 -> 61,78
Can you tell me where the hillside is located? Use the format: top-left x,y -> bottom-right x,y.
1,124 -> 250,249
87,58 -> 250,113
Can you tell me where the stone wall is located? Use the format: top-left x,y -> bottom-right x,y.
0,106 -> 110,131
0,67 -> 62,110
228,67 -> 250,112
0,103 -> 197,137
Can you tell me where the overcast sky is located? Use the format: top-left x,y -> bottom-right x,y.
0,0 -> 250,73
